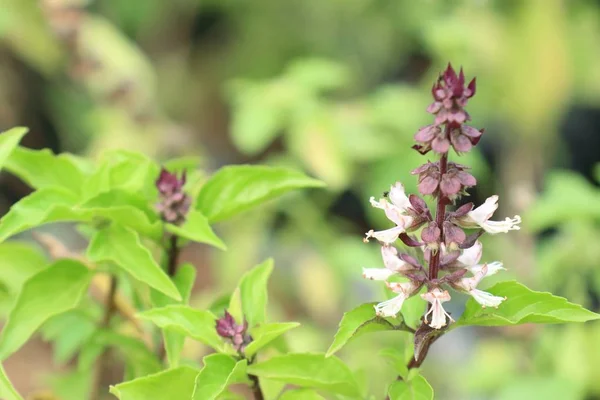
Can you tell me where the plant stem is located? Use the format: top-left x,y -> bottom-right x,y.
91,275 -> 118,400
429,151 -> 449,281
249,374 -> 265,400
167,234 -> 180,277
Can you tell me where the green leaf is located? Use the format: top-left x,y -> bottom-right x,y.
0,241 -> 47,311
42,310 -> 96,365
192,354 -> 248,400
0,187 -> 84,243
5,146 -> 86,194
196,165 -> 325,222
245,322 -> 300,357
326,302 -> 397,357
0,364 -> 22,400
239,258 -> 273,326
495,377 -> 583,400
87,224 -> 181,301
165,210 -> 226,250
388,375 -> 434,400
246,353 -> 360,397
0,127 -> 27,172
76,189 -> 161,239
0,259 -> 92,360
279,388 -> 326,400
110,366 -> 199,400
150,264 -> 197,368
455,281 -> 600,328
137,305 -> 225,352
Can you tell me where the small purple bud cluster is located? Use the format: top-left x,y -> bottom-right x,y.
155,168 -> 191,225
215,311 -> 253,354
362,64 -> 521,331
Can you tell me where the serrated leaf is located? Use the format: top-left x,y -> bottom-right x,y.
87,224 -> 181,301
150,264 -> 197,368
5,146 -> 86,194
137,305 -> 224,352
110,366 -> 199,400
0,364 -> 22,400
0,187 -> 84,243
455,281 -> 600,328
165,210 -> 226,250
388,375 -> 433,400
192,354 -> 248,400
0,127 -> 27,172
326,303 -> 396,357
239,259 -> 273,326
196,165 -> 325,222
0,259 -> 92,360
246,353 -> 360,397
245,322 -> 300,357
279,388 -> 326,400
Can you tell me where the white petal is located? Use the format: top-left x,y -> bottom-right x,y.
389,182 -> 411,211
387,281 -> 418,295
369,197 -> 409,227
469,289 -> 505,308
381,246 -> 410,272
457,241 -> 483,267
374,293 -> 407,317
362,268 -> 395,281
365,226 -> 405,244
469,261 -> 504,277
478,216 -> 521,234
421,288 -> 452,303
468,195 -> 499,223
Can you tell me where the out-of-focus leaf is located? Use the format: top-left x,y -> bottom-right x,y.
0,188 -> 84,243
165,210 -> 226,250
245,322 -> 300,358
455,281 -> 600,328
192,354 -> 248,400
109,366 -> 199,400
0,259 -> 92,360
87,224 -> 181,301
42,310 -> 97,365
5,146 -> 86,194
285,58 -> 349,92
0,364 -> 22,400
137,305 -> 225,352
239,258 -> 273,326
526,171 -> 600,231
79,330 -> 162,378
196,165 -> 325,222
326,303 -> 396,357
0,241 -> 47,309
495,377 -> 582,400
388,374 -> 433,400
246,353 -> 361,397
0,127 -> 27,172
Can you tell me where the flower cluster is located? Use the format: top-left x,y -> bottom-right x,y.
215,311 -> 253,354
155,168 -> 191,225
362,64 -> 521,330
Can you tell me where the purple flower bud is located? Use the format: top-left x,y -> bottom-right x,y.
421,222 -> 441,244
215,310 -> 253,354
155,167 -> 191,225
399,232 -> 423,247
443,221 -> 466,250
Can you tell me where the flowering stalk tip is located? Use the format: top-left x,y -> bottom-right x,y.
216,310 -> 253,354
361,64 -> 521,336
155,167 -> 191,225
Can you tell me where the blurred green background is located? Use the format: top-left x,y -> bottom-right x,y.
1,0 -> 600,399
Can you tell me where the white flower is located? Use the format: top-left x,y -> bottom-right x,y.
362,245 -> 412,280
421,288 -> 454,329
454,195 -> 521,234
365,182 -> 414,244
456,264 -> 505,308
452,241 -> 505,276
374,281 -> 418,317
